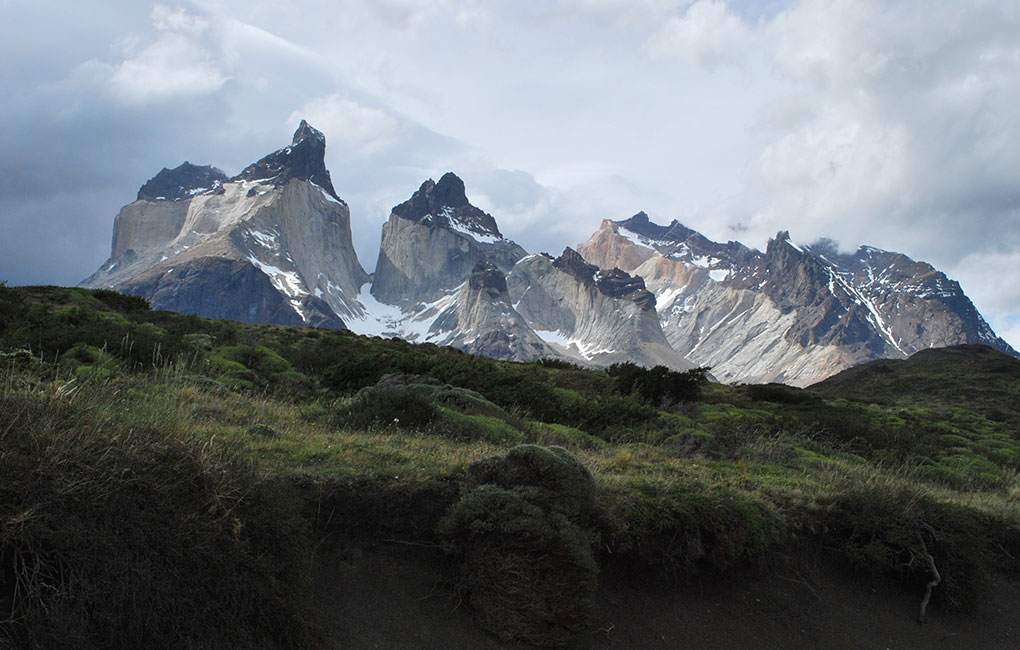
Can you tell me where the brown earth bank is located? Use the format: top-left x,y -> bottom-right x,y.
312,537 -> 1020,650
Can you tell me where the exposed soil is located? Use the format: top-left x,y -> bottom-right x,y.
312,537 -> 1020,650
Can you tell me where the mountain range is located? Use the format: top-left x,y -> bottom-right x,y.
82,122 -> 1017,385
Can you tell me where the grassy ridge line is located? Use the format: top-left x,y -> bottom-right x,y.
2,285 -> 1020,648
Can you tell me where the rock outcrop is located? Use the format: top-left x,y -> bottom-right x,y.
577,214 -> 1016,385
370,173 -> 527,307
507,248 -> 692,370
418,261 -> 557,361
82,122 -> 368,327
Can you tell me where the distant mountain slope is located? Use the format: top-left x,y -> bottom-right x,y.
808,344 -> 1020,422
578,213 -> 1017,385
81,124 -> 1015,384
349,173 -> 685,368
507,248 -> 693,370
82,121 -> 368,327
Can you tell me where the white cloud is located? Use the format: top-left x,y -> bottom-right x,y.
645,0 -> 755,70
289,95 -> 399,156
109,5 -> 229,104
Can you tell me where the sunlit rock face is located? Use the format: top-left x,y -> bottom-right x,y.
370,172 -> 527,308
577,213 -> 1016,385
83,121 -> 368,327
507,248 -> 693,371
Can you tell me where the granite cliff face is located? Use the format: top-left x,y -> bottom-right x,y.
577,213 -> 1016,385
84,126 -> 1015,383
506,248 -> 693,370
415,260 -> 557,362
370,173 -> 527,307
83,122 -> 368,327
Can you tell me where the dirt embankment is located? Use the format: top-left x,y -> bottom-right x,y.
313,537 -> 1020,650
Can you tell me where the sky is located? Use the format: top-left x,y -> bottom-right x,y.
1,0 -> 1018,349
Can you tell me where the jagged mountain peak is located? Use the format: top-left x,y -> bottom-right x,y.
553,247 -> 598,283
137,162 -> 229,202
553,247 -> 655,309
616,213 -> 704,250
434,172 -> 470,209
232,120 -> 341,202
391,172 -> 501,239
291,119 -> 325,146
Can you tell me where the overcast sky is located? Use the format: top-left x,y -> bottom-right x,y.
2,0 -> 1018,349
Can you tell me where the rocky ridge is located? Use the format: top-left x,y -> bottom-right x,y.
506,248 -> 692,370
370,172 -> 526,308
83,124 -> 1016,383
82,122 -> 368,326
351,175 -> 670,369
577,213 -> 1015,385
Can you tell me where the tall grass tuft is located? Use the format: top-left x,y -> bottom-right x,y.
0,370 -> 314,650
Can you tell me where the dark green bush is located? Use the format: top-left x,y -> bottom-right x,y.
602,479 -> 784,578
91,289 -> 150,313
608,363 -> 709,405
745,382 -> 820,404
466,445 -> 596,521
437,486 -> 597,649
812,484 -> 1013,612
437,446 -> 600,648
338,385 -> 439,430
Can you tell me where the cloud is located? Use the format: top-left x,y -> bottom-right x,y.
708,1 -> 1020,258
289,95 -> 399,156
109,4 -> 230,104
645,1 -> 755,70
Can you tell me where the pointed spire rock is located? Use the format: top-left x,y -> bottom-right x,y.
434,172 -> 469,209
232,120 -> 342,202
292,119 -> 325,146
391,172 -> 501,237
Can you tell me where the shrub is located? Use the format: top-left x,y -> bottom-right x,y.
466,445 -> 597,521
602,479 -> 784,578
337,385 -> 439,431
431,409 -> 525,444
437,446 -> 600,648
91,289 -> 150,313
608,363 -> 710,405
810,483 -> 1015,611
437,486 -> 597,649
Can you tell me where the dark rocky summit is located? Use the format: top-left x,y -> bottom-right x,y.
552,247 -> 599,284
371,174 -> 526,307
232,120 -> 343,202
392,172 -> 501,237
553,248 -> 655,310
137,162 -> 229,202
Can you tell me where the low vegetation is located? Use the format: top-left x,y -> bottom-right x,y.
1,284 -> 1019,648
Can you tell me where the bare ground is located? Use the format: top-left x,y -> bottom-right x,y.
312,537 -> 1020,650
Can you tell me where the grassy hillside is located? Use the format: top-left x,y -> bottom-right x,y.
810,344 -> 1020,424
2,284 -> 1019,649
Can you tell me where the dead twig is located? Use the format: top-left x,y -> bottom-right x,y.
917,534 -> 941,624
